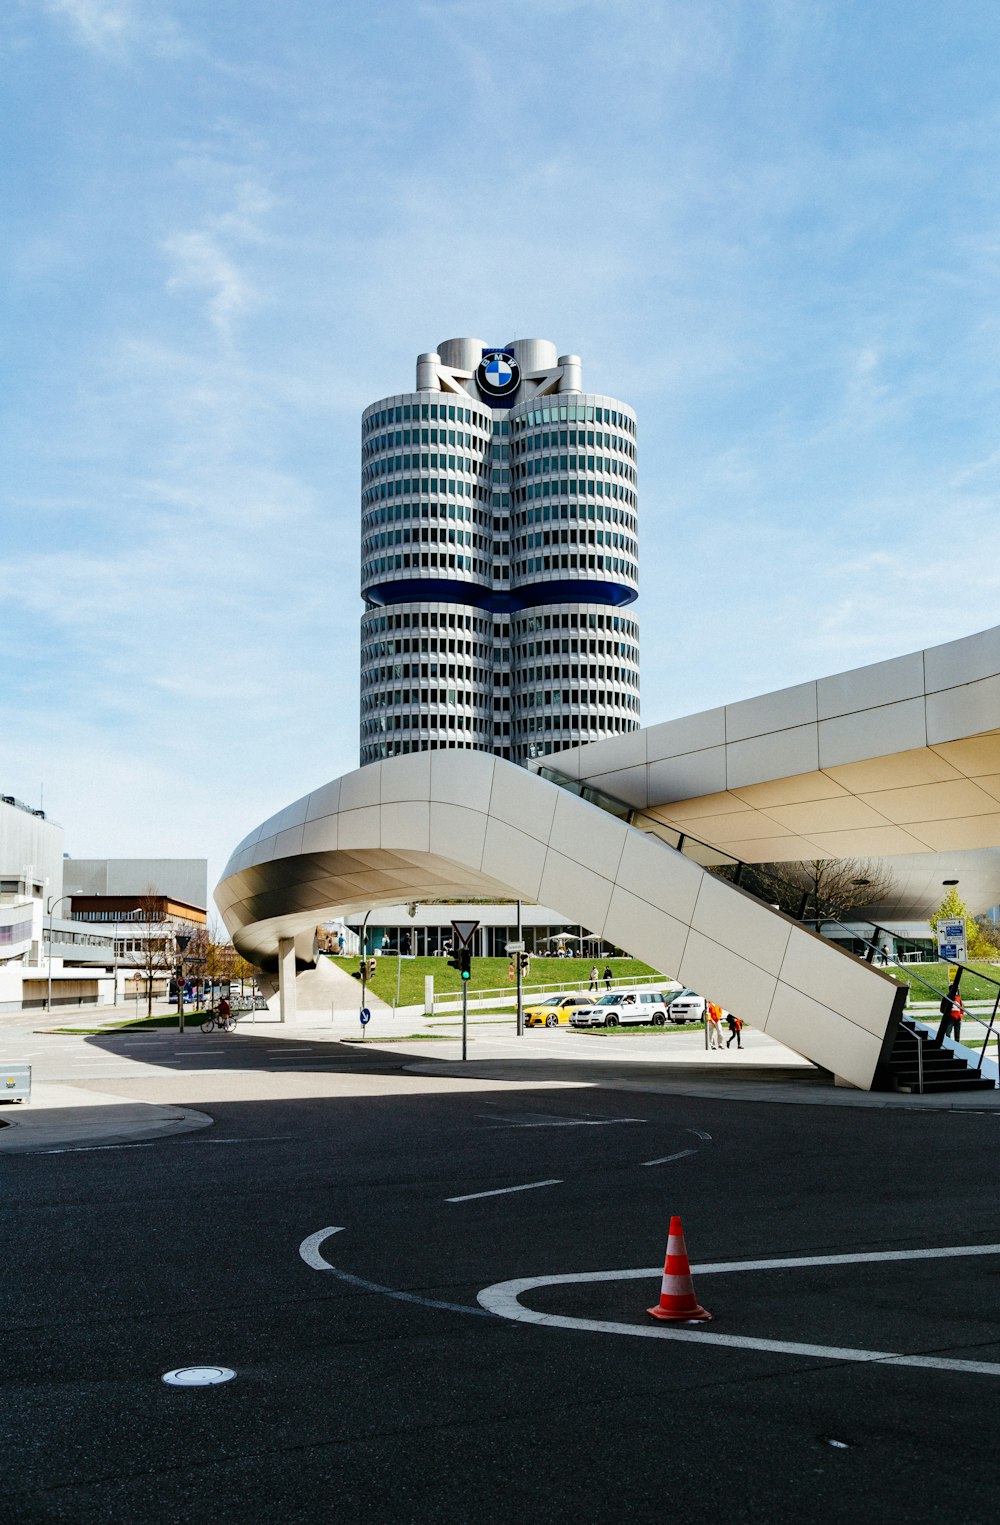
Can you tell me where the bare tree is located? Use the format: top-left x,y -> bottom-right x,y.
760,858 -> 896,922
124,890 -> 174,1017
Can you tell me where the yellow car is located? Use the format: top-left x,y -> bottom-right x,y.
524,995 -> 593,1028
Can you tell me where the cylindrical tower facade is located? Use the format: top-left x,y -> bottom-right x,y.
359,341 -> 640,767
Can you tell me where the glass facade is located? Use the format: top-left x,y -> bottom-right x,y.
359,344 -> 640,766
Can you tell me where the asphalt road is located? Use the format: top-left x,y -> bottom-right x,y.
4,1046 -> 1000,1523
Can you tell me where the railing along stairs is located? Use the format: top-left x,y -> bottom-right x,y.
537,765 -> 999,1093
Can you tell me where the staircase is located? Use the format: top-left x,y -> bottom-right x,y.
883,1017 -> 996,1094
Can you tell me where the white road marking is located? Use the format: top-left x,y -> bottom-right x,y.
297,1227 -> 493,1317
688,1129 -> 713,1141
198,1136 -> 294,1145
299,1226 -> 346,1269
642,1149 -> 698,1166
447,1178 -> 563,1203
693,1244 -> 1000,1274
477,1244 -> 1000,1375
38,1143 -> 155,1154
481,1116 -> 645,1129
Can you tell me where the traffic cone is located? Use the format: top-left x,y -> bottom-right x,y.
646,1215 -> 712,1322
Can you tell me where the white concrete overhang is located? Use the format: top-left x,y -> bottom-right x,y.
216,749 -> 906,1090
542,625 -> 1000,871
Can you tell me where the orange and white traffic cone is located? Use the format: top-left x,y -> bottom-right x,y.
646,1215 -> 712,1322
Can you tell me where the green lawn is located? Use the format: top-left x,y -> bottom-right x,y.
325,954 -> 666,1008
47,1011 -> 211,1034
893,962 -> 1000,1002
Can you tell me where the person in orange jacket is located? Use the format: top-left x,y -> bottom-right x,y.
706,1001 -> 725,1050
726,1012 -> 744,1049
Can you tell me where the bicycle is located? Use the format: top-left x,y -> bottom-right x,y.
200,1010 -> 237,1034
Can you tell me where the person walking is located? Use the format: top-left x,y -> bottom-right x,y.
706,1002 -> 725,1050
603,964 -> 613,991
726,1012 -> 743,1049
589,964 -> 600,995
937,977 -> 964,1045
941,992 -> 964,1043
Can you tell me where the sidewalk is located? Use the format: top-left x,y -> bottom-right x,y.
0,1082 -> 211,1154
394,1045 -> 1000,1111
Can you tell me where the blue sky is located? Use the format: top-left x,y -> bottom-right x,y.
4,0 -> 1000,897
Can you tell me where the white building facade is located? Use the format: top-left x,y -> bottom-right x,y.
360,338 -> 640,765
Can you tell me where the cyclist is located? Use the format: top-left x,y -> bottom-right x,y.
218,995 -> 233,1031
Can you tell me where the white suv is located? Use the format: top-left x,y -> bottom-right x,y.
666,990 -> 706,1023
569,987 -> 680,1029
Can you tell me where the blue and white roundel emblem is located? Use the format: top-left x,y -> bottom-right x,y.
485,354 -> 512,388
476,349 -> 520,400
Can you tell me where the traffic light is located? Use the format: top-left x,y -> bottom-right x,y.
448,947 -> 473,981
519,951 -> 530,974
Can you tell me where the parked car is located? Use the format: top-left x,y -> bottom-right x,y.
665,989 -> 706,1023
569,987 -> 681,1028
524,994 -> 594,1028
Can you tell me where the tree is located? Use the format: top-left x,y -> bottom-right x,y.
760,858 -> 896,922
931,886 -> 995,961
185,920 -> 239,1005
124,890 -> 175,1017
975,915 -> 1000,956
231,950 -> 257,1000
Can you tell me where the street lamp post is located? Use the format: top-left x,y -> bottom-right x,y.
45,894 -> 73,1013
175,932 -> 191,1034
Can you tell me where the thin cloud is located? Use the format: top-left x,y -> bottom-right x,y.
43,0 -> 186,56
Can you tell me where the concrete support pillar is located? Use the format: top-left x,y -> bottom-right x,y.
278,937 -> 296,1026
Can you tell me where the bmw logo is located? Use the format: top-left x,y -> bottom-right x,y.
476,348 -> 520,401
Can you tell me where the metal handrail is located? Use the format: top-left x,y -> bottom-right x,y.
537,763 -> 1000,1060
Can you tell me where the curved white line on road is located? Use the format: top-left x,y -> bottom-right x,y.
299,1227 -> 345,1269
298,1226 -> 493,1318
477,1244 -> 1000,1376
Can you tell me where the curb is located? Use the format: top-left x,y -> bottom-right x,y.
0,1103 -> 214,1154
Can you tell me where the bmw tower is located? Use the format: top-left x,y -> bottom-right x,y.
359,338 -> 639,765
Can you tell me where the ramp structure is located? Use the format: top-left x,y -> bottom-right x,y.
215,624 -> 1000,1091
216,750 -> 906,1089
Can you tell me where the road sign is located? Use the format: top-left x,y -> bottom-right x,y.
451,919 -> 479,947
505,941 -> 525,954
359,1008 -> 371,1026
937,919 -> 966,965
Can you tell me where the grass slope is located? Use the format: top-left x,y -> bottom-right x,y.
326,954 -> 665,1007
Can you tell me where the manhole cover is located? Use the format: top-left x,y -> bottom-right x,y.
162,1366 -> 236,1387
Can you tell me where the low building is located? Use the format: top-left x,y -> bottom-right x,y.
0,799 -> 209,1012
341,901 -> 613,958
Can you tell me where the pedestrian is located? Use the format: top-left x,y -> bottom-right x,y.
726,1013 -> 743,1049
879,944 -> 889,965
706,1001 -> 724,1050
589,964 -> 600,995
603,964 -> 613,991
941,992 -> 964,1042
